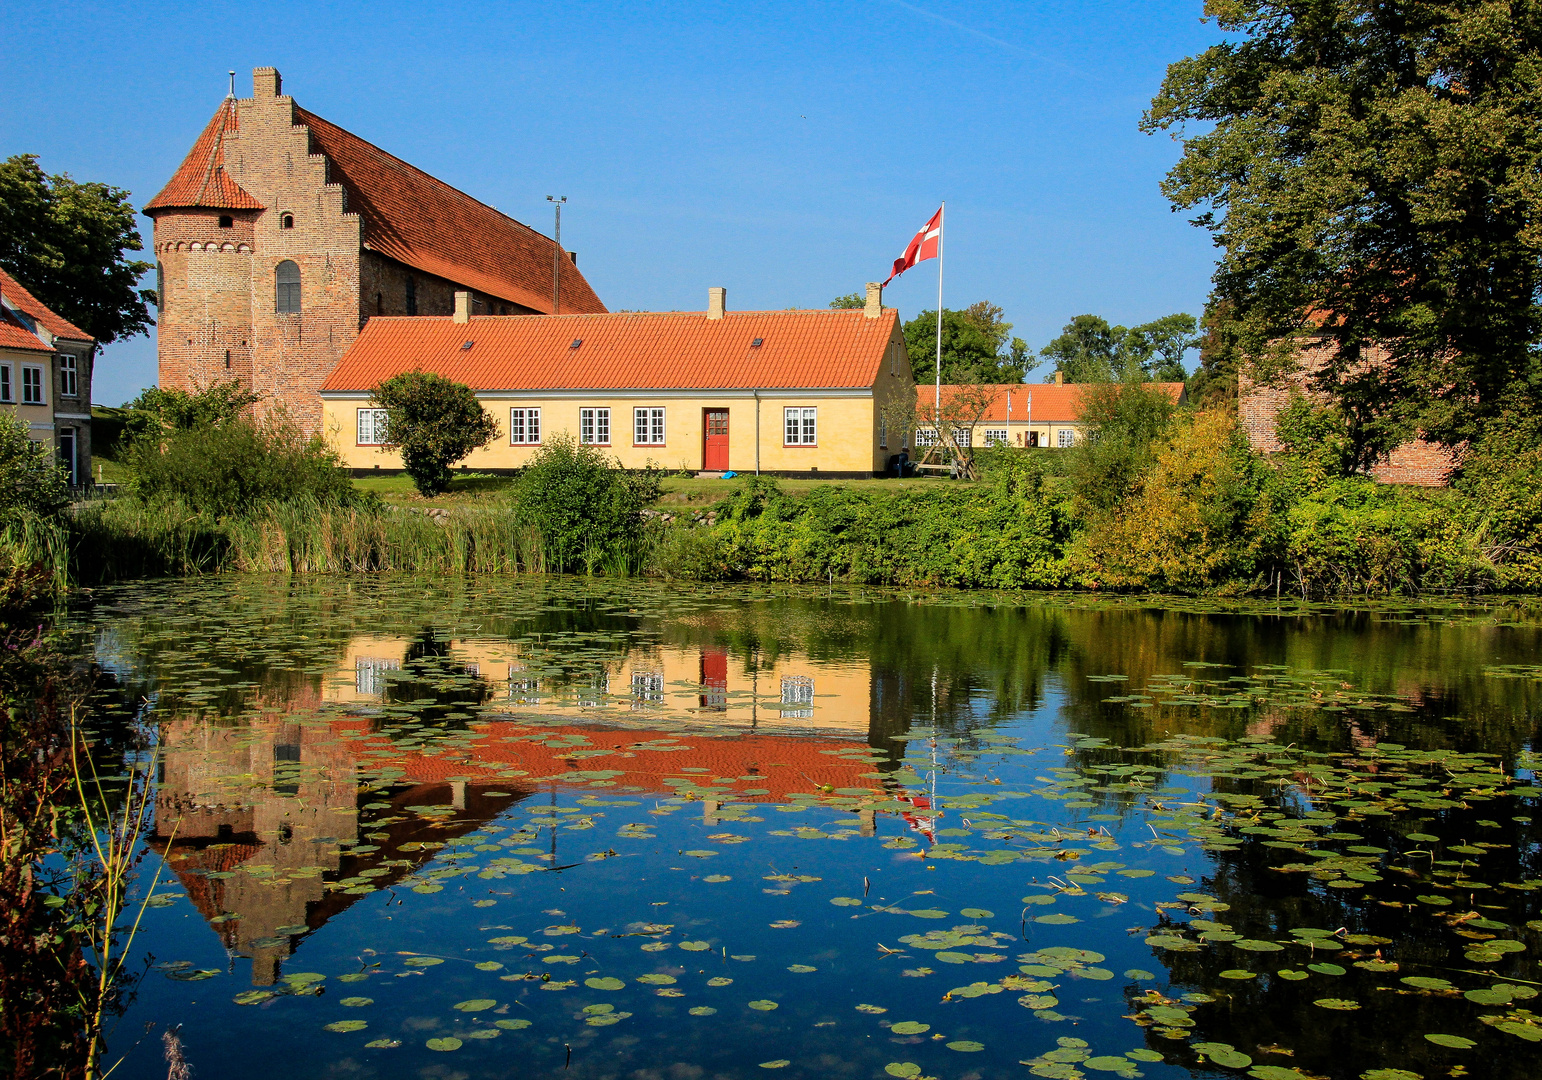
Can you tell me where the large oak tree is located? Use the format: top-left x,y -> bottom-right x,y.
1144,0 -> 1542,454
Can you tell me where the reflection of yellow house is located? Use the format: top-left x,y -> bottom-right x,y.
319,285 -> 913,478
326,635 -> 872,735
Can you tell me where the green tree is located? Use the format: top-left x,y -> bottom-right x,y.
122,382 -> 261,448
0,154 -> 154,343
1040,313 -> 1198,382
1143,0 -> 1542,451
0,416 -> 68,521
371,372 -> 498,495
828,293 -> 865,309
904,304 -> 1032,384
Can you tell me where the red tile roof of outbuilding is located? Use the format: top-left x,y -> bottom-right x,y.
295,108 -> 605,316
144,99 -> 265,213
321,309 -> 899,393
917,381 -> 1185,423
0,267 -> 94,343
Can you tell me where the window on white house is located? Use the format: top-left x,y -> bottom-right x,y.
952,427 -> 972,448
984,428 -> 1008,446
1057,428 -> 1076,448
0,366 -> 11,404
57,354 -> 78,398
357,408 -> 389,445
633,407 -> 665,445
22,366 -> 43,405
780,675 -> 814,718
915,427 -> 937,447
509,407 -> 541,444
580,407 -> 610,444
784,406 -> 817,445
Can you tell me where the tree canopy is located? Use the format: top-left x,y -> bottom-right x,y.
903,302 -> 1032,384
371,372 -> 498,495
0,154 -> 154,344
1039,313 -> 1198,383
1143,0 -> 1542,452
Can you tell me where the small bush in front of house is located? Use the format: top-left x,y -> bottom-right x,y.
0,415 -> 68,522
512,434 -> 662,573
370,372 -> 498,496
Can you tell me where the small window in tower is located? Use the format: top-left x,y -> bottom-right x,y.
405,275 -> 417,316
224,349 -> 231,369
218,215 -> 233,228
281,213 -> 294,229
376,292 -> 383,315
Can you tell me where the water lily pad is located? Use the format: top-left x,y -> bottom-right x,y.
233,990 -> 274,1005
960,908 -> 994,918
1035,913 -> 1080,925
1085,1056 -> 1140,1072
1219,969 -> 1257,980
364,1039 -> 402,1049
1276,969 -> 1309,981
759,1060 -> 791,1069
748,1000 -> 779,1011
830,897 -> 863,906
453,999 -> 496,1012
324,1020 -> 367,1033
339,996 -> 373,1007
1424,1034 -> 1475,1049
890,1021 -> 930,1034
403,957 -> 444,967
704,875 -> 732,882
1314,998 -> 1360,1010
689,1006 -> 717,1016
679,941 -> 711,951
637,974 -> 676,985
947,1040 -> 985,1052
788,964 -> 817,973
855,1004 -> 887,1013
1234,939 -> 1284,952
885,1065 -> 921,1078
1124,969 -> 1156,980
494,1018 -> 531,1029
425,1037 -> 461,1052
1401,977 -> 1453,991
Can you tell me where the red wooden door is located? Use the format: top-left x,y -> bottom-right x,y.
703,409 -> 729,470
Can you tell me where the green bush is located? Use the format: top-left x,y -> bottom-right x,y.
127,415 -> 363,516
513,434 -> 662,573
371,372 -> 497,495
0,416 -> 67,521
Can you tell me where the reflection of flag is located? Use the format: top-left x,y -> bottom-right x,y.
898,793 -> 936,842
883,206 -> 943,285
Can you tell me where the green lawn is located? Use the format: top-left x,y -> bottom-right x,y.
350,470 -> 958,508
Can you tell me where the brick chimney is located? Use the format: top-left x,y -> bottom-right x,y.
453,291 -> 472,324
707,287 -> 726,320
864,282 -> 883,318
1054,370 -> 1064,387
253,67 -> 282,98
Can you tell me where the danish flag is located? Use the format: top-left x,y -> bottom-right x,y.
883,206 -> 943,285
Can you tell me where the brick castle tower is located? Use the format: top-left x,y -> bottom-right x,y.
145,67 -> 605,431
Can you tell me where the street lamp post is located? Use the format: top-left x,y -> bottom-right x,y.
547,195 -> 566,315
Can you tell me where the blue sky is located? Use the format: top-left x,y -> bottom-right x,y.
2,1 -> 1221,406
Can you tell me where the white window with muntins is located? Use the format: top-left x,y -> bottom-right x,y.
509,407 -> 541,444
22,366 -> 43,405
581,407 -> 610,445
1057,428 -> 1076,448
783,407 -> 817,446
952,427 -> 972,448
0,365 -> 11,403
357,408 -> 389,445
879,416 -> 888,449
57,354 -> 78,398
915,427 -> 937,447
984,428 -> 1008,446
633,407 -> 665,445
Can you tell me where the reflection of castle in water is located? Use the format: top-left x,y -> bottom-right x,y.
152,636 -> 921,985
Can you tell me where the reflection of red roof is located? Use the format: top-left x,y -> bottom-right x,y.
0,266 -> 93,343
918,382 -> 1186,423
321,309 -> 898,393
144,99 -> 265,213
331,718 -> 875,800
295,107 -> 603,316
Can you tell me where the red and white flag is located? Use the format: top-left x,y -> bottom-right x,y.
883,206 -> 943,285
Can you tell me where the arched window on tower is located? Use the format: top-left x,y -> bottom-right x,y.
275,260 -> 301,313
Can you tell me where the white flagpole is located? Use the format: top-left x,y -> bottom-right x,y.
935,202 -> 944,416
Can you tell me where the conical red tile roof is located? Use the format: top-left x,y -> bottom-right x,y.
144,99 -> 265,213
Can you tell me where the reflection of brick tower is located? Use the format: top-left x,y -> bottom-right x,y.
144,67 -> 605,431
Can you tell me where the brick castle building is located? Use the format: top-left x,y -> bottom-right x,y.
145,67 -> 605,430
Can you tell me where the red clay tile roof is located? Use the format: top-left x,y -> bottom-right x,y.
321,309 -> 899,393
0,308 -> 52,353
0,267 -> 93,343
294,107 -> 605,316
144,99 -> 265,213
917,381 -> 1185,423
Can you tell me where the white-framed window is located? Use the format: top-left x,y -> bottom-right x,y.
633,407 -> 665,445
879,416 -> 888,450
22,366 -> 44,405
984,428 -> 1008,446
952,427 -> 972,448
1057,428 -> 1076,448
784,406 -> 817,446
0,365 -> 11,404
915,427 -> 937,447
509,407 -> 541,444
780,675 -> 814,719
357,408 -> 389,445
355,657 -> 399,696
580,407 -> 610,445
631,671 -> 664,705
57,354 -> 78,398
